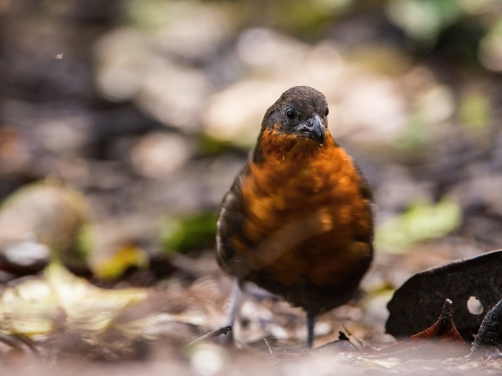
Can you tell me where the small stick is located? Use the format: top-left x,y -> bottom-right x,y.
341,324 -> 362,346
0,333 -> 24,350
15,334 -> 40,356
188,326 -> 232,346
0,333 -> 39,356
341,323 -> 378,350
263,337 -> 274,356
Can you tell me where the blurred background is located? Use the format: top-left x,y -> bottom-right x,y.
1,0 -> 502,352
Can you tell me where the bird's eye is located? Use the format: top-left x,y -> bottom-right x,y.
286,108 -> 296,119
325,108 -> 329,117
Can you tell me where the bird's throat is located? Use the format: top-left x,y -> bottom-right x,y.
256,129 -> 334,165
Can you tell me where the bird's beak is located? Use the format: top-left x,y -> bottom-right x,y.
297,114 -> 325,146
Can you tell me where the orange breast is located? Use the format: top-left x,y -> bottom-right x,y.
238,129 -> 373,288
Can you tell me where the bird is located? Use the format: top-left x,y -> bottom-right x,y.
216,86 -> 374,348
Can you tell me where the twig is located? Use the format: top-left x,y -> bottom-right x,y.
341,324 -> 362,347
0,333 -> 39,356
188,326 -> 232,346
15,334 -> 40,356
341,323 -> 378,350
263,337 -> 274,356
0,333 -> 24,350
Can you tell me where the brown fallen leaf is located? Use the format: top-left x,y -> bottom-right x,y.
410,299 -> 464,344
368,299 -> 468,360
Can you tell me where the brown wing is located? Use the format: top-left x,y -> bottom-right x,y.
352,162 -> 374,243
216,162 -> 252,280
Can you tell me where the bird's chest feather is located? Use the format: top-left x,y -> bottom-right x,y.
240,132 -> 360,244
234,133 -> 372,288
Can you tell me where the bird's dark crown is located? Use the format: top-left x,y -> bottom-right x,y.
262,86 -> 329,134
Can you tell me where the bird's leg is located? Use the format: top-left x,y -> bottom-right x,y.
220,278 -> 244,345
306,312 -> 316,349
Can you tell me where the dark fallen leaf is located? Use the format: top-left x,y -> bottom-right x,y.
471,298 -> 502,358
338,331 -> 350,342
386,249 -> 502,341
410,299 -> 464,344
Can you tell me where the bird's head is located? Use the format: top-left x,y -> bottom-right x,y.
261,86 -> 329,146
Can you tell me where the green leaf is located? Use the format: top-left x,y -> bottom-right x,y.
160,212 -> 218,253
376,198 -> 462,253
458,92 -> 492,129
